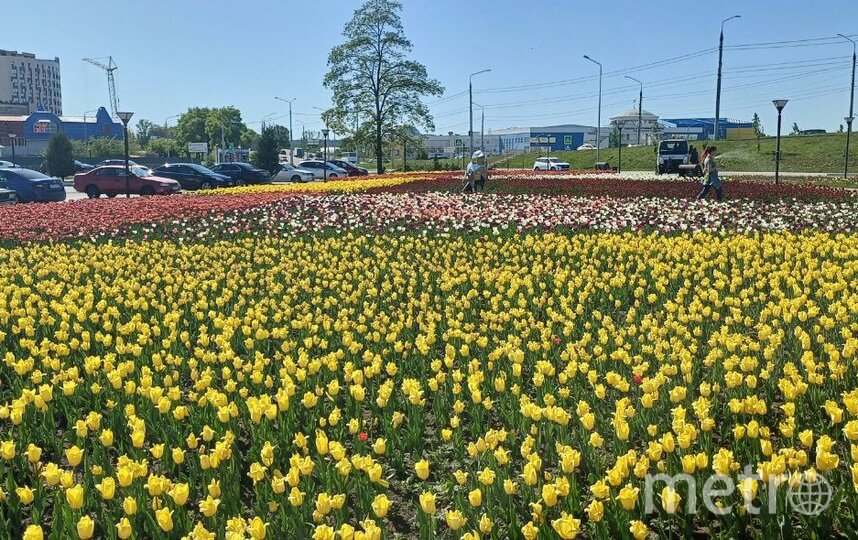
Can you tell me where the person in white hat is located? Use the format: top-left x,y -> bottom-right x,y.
463,150 -> 488,193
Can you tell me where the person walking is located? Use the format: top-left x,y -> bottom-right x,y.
463,150 -> 488,193
696,146 -> 723,201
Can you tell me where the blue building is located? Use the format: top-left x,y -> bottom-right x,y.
661,118 -> 753,141
0,106 -> 122,156
494,124 -> 604,153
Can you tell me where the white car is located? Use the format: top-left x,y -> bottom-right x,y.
533,157 -> 570,171
577,144 -> 596,151
297,160 -> 349,179
272,163 -> 316,183
0,160 -> 20,168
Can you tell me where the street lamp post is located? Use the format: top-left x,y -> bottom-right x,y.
321,128 -> 330,181
469,69 -> 491,157
715,15 -> 741,141
472,102 -> 486,152
772,100 -> 788,185
838,34 -> 856,178
117,111 -> 134,198
275,97 -> 297,164
163,114 -> 180,159
625,76 -> 643,145
616,122 -> 625,173
584,55 -> 603,163
9,134 -> 16,165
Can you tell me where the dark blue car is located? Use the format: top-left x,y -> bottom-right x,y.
0,168 -> 66,202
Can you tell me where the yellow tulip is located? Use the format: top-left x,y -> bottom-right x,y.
155,507 -> 173,532
23,524 -> 43,540
66,483 -> 84,510
415,459 -> 430,480
419,491 -> 436,514
116,518 -> 133,540
372,493 -> 390,518
76,516 -> 95,539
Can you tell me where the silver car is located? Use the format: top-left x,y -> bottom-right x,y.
272,163 -> 316,183
297,160 -> 349,179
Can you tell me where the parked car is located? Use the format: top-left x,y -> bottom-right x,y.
327,159 -> 369,177
0,167 -> 66,202
75,160 -> 95,172
95,159 -> 142,168
0,160 -> 20,168
0,187 -> 17,204
577,144 -> 596,151
210,162 -> 271,185
152,163 -> 232,190
533,157 -> 571,171
271,163 -> 316,183
74,165 -> 181,198
297,160 -> 349,179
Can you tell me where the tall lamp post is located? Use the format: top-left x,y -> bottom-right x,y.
117,111 -> 134,198
275,96 -> 297,164
715,15 -> 741,141
616,122 -> 625,173
321,128 -> 330,181
583,55 -> 603,163
469,69 -> 491,156
838,34 -> 856,178
164,114 -> 180,159
9,134 -> 16,166
772,100 -> 788,185
625,76 -> 643,145
472,102 -> 486,151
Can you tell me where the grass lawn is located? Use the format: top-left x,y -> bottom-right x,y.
499,133 -> 858,174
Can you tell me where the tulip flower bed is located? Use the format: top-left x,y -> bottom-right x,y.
367,171 -> 853,200
3,183 -> 858,539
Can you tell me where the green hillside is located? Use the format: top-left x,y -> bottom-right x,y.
498,133 -> 858,174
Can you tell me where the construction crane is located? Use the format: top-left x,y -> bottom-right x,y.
83,56 -> 119,116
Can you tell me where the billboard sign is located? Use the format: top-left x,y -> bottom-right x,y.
188,142 -> 208,153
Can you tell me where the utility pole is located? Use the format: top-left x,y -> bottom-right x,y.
715,15 -> 741,140
625,76 -> 643,145
838,34 -> 856,178
275,97 -> 297,164
584,55 -> 602,162
469,69 -> 491,157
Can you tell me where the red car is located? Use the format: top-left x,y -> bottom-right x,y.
74,165 -> 182,198
328,159 -> 369,177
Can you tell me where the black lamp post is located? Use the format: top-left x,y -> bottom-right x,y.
9,134 -> 16,166
321,128 -> 329,181
616,122 -> 625,173
117,111 -> 134,197
772,100 -> 788,185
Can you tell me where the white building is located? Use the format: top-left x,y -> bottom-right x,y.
493,124 -> 610,153
422,132 -> 501,157
0,50 -> 62,115
609,106 -> 660,146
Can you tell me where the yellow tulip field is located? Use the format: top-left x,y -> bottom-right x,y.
2,175 -> 858,539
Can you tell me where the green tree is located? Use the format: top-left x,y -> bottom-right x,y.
323,0 -> 443,174
46,132 -> 75,178
174,107 -> 252,152
253,126 -> 280,174
791,122 -> 801,135
135,119 -> 155,147
148,138 -> 181,158
751,113 -> 764,137
174,107 -> 211,149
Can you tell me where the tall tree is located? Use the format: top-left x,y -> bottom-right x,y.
253,126 -> 281,174
324,0 -> 443,173
45,132 -> 75,178
174,107 -> 251,152
135,119 -> 155,147
751,113 -> 764,138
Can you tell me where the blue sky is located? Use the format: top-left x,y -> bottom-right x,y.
6,0 -> 858,136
